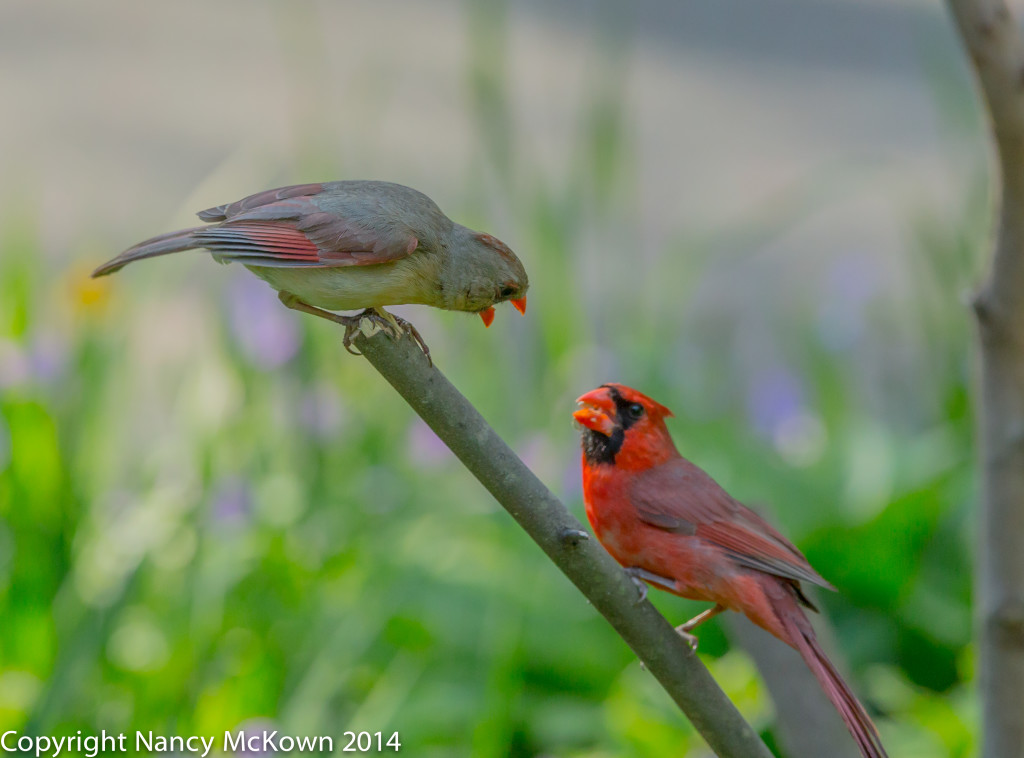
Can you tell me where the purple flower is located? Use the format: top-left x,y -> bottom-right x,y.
227,274 -> 301,369
298,383 -> 346,439
0,339 -> 30,389
211,476 -> 251,526
228,720 -> 279,758
828,254 -> 879,305
27,331 -> 67,384
0,331 -> 69,390
517,434 -> 548,472
561,457 -> 583,502
518,433 -> 563,485
818,254 -> 880,350
406,419 -> 452,468
746,365 -> 805,439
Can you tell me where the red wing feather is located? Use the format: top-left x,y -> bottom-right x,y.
629,459 -> 834,590
96,182 -> 419,275
694,520 -> 833,589
192,184 -> 419,268
193,223 -> 322,265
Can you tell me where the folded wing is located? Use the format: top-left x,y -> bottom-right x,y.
628,458 -> 835,590
93,182 -> 419,276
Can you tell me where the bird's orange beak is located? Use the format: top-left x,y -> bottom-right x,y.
479,307 -> 496,327
573,387 -> 617,436
512,296 -> 527,315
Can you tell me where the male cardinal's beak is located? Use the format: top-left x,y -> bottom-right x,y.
512,296 -> 527,315
573,388 -> 617,436
479,307 -> 496,327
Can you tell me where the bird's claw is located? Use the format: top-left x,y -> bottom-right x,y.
672,604 -> 723,654
623,567 -> 649,604
386,312 -> 432,366
623,567 -> 676,604
339,309 -> 432,366
276,294 -> 432,365
675,626 -> 700,654
339,311 -> 391,357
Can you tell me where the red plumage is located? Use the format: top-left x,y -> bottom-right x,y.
575,383 -> 887,758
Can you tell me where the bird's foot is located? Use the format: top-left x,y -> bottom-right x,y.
340,309 -> 401,357
623,566 -> 677,605
276,292 -> 368,356
624,566 -> 675,604
348,309 -> 431,366
623,568 -> 649,603
675,627 -> 700,653
375,309 -> 432,366
276,294 -> 431,365
673,604 -> 726,653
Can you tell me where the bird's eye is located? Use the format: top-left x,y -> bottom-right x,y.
499,286 -> 515,298
627,403 -> 645,419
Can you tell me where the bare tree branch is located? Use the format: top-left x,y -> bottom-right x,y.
945,1 -> 1024,755
350,325 -> 773,758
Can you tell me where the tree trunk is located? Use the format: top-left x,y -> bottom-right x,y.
945,2 -> 1024,755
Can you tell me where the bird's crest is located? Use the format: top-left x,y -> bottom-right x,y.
475,233 -> 517,264
601,383 -> 675,421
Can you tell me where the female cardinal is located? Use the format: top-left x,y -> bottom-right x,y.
93,181 -> 528,355
574,383 -> 887,758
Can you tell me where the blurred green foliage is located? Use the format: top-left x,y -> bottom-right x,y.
0,4 -> 985,758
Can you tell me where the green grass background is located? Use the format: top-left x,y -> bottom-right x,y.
0,2 -> 984,756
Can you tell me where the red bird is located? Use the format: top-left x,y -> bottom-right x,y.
574,383 -> 887,758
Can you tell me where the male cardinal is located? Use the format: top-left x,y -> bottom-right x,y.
574,383 -> 887,758
93,181 -> 528,356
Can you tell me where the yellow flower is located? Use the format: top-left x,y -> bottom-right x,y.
68,263 -> 111,315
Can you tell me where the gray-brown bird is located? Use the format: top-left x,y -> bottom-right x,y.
93,181 -> 529,358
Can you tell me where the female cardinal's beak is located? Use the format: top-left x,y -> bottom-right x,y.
512,296 -> 527,315
479,307 -> 496,327
573,388 -> 617,436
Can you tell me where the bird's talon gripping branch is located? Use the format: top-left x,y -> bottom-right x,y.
276,292 -> 367,356
349,309 -> 425,358
357,315 -> 388,339
675,627 -> 700,653
624,566 -> 678,597
672,605 -> 725,654
277,295 -> 432,365
623,566 -> 678,603
559,528 -> 590,547
624,567 -> 650,604
385,311 -> 432,366
356,309 -> 432,366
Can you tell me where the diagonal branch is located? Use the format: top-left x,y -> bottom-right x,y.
351,325 -> 773,758
945,2 -> 1024,756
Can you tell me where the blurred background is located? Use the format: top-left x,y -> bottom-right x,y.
0,0 -> 984,755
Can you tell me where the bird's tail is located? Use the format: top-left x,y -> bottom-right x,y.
784,611 -> 888,758
92,227 -> 204,277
